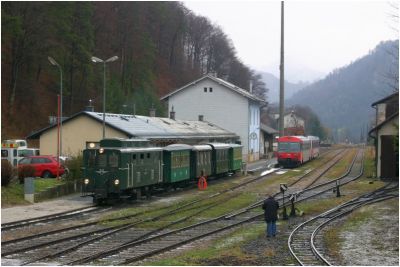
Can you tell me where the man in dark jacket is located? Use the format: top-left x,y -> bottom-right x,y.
262,195 -> 279,237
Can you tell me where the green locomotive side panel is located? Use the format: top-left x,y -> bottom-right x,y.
123,151 -> 162,189
163,150 -> 190,183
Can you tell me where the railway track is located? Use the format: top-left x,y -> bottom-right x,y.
2,165 -> 284,265
1,205 -> 104,232
288,182 -> 399,266
2,147 -> 354,266
61,148 -> 363,266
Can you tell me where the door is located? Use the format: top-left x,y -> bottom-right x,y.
380,135 -> 398,178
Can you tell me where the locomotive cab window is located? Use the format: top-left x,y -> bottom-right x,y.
96,154 -> 107,167
109,153 -> 119,167
278,142 -> 300,152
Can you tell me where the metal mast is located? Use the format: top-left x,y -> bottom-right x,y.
279,1 -> 285,137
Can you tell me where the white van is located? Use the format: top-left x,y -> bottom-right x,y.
1,140 -> 40,166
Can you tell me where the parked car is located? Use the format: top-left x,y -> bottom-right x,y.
18,156 -> 66,178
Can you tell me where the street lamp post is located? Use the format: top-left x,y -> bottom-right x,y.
91,56 -> 119,139
48,56 -> 63,159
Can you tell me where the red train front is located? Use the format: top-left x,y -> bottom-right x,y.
277,136 -> 319,167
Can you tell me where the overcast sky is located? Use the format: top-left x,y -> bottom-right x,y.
183,1 -> 398,82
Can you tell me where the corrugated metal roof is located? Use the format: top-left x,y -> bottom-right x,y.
160,74 -> 266,104
27,111 -> 239,141
85,111 -> 237,139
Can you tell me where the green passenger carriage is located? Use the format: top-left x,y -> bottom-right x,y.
209,143 -> 230,175
190,144 -> 212,178
229,144 -> 243,172
163,144 -> 191,184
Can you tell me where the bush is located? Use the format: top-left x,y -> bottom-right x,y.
65,155 -> 83,180
18,165 -> 36,184
1,160 -> 13,187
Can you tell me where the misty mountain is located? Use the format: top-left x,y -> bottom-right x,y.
287,40 -> 399,142
263,62 -> 326,83
259,71 -> 309,103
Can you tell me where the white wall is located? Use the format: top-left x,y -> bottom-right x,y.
167,78 -> 252,160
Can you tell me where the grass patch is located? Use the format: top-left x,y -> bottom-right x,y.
1,178 -> 65,207
1,182 -> 29,206
324,149 -> 357,179
145,223 -> 265,266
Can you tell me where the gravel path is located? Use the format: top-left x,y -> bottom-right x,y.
336,198 -> 399,266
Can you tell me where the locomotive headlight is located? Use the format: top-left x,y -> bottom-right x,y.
114,179 -> 120,185
99,148 -> 104,154
84,178 -> 90,185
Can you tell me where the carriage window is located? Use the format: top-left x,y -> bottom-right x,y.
147,153 -> 151,159
140,154 -> 144,159
109,153 -> 119,167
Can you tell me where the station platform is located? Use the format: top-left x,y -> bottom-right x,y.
246,157 -> 278,173
1,193 -> 93,224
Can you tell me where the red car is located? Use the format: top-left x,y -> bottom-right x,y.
18,156 -> 66,178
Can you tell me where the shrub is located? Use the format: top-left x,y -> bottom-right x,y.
18,165 -> 36,184
1,160 -> 13,187
65,155 -> 83,180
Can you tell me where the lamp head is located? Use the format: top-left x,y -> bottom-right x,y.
91,56 -> 104,63
48,56 -> 59,66
106,56 -> 119,63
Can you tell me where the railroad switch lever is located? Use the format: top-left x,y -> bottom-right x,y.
335,180 -> 341,197
282,206 -> 289,220
289,194 -> 296,217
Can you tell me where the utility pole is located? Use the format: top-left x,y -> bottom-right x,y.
279,1 -> 285,137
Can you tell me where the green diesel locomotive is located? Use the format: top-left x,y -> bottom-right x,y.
82,138 -> 242,204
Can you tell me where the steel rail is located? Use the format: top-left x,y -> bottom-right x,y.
1,205 -> 102,231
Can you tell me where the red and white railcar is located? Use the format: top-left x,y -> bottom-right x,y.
277,136 -> 320,167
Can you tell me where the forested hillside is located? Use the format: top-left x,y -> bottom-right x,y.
259,71 -> 308,102
2,2 -> 267,139
288,40 -> 399,142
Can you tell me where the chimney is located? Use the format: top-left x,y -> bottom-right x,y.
249,80 -> 253,94
208,71 -> 217,78
85,99 -> 94,112
198,115 -> 204,121
169,106 -> 176,120
149,104 -> 156,117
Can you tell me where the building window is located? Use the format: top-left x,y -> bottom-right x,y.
204,87 -> 207,92
209,87 -> 213,92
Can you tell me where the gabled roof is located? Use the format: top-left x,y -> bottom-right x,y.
260,123 -> 278,135
371,92 -> 399,107
160,74 -> 266,104
368,111 -> 399,137
27,111 -> 238,140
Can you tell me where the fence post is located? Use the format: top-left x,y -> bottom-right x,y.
24,177 -> 35,203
